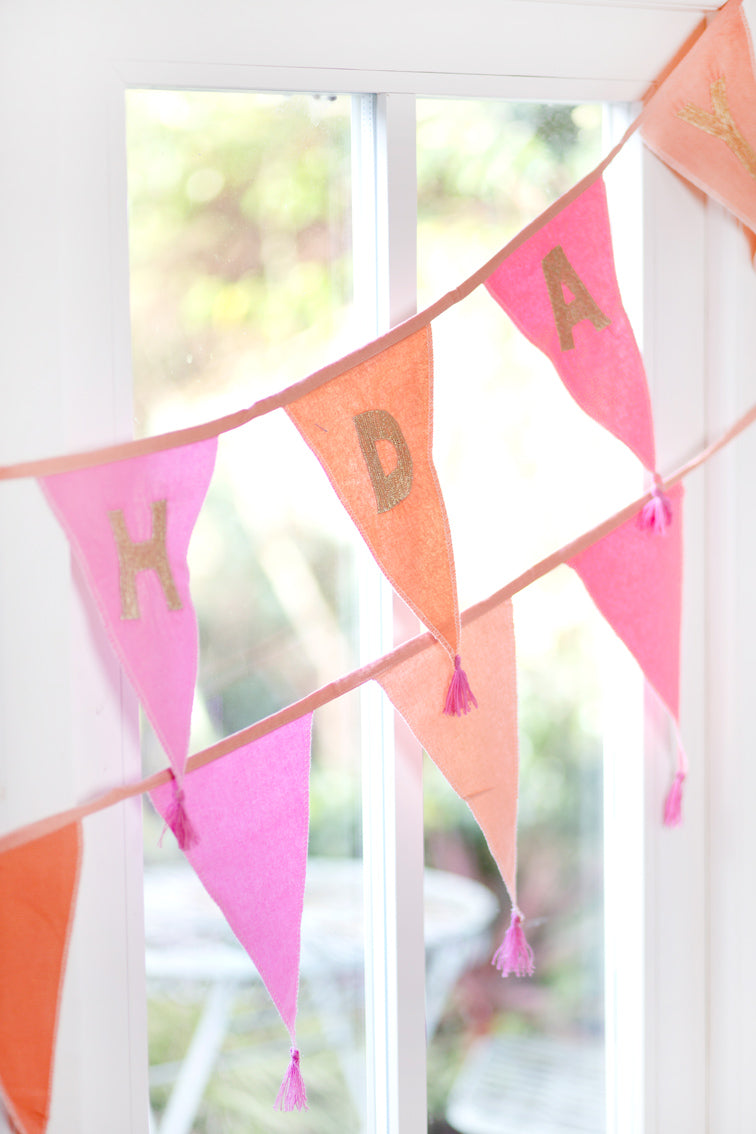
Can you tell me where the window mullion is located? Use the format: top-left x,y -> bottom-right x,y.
353,91 -> 427,1134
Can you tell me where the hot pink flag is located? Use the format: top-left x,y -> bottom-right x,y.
485,176 -> 656,473
569,483 -> 686,820
150,712 -> 313,1108
40,440 -> 217,781
376,599 -> 533,975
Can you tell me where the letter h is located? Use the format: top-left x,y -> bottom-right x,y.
108,499 -> 183,620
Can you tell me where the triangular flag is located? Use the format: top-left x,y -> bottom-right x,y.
485,176 -> 656,473
41,439 -> 217,781
0,823 -> 82,1134
569,483 -> 683,721
569,483 -> 685,821
286,327 -> 472,711
641,0 -> 756,237
150,713 -> 313,1107
376,599 -> 532,974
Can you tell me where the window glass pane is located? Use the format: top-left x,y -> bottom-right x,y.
418,99 -> 639,1133
127,89 -> 645,1134
127,89 -> 367,1132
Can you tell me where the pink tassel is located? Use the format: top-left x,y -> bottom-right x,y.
663,770 -> 685,827
638,483 -> 673,534
275,1047 -> 308,1112
491,908 -> 535,977
443,655 -> 478,716
164,780 -> 199,851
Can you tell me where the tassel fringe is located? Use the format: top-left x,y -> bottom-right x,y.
275,1047 -> 308,1112
164,781 -> 200,851
492,908 -> 535,977
638,483 -> 673,534
663,770 -> 685,827
444,655 -> 478,716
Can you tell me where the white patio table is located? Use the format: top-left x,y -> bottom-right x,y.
144,857 -> 498,1134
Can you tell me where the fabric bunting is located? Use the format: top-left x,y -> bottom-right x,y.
569,483 -> 685,820
641,0 -> 756,238
0,823 -> 82,1134
286,326 -> 474,713
485,176 -> 657,474
40,439 -> 217,836
376,598 -> 532,973
12,6 -> 756,1120
150,713 -> 313,1110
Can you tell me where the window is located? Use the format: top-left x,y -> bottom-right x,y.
127,90 -> 628,1132
2,2 -> 751,1132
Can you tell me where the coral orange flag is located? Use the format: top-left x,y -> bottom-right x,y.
641,0 -> 756,236
287,326 -> 473,712
377,598 -> 532,973
0,823 -> 82,1134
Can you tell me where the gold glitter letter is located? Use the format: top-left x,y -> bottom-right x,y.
108,499 -> 182,620
677,78 -> 756,180
542,244 -> 611,351
354,409 -> 413,513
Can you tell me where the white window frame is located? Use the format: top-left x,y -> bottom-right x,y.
3,1 -> 753,1131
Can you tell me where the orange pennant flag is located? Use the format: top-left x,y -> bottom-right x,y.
287,326 -> 472,711
0,823 -> 82,1134
641,0 -> 756,234
376,599 -> 530,973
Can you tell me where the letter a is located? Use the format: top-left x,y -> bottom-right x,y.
542,244 -> 611,351
108,498 -> 182,620
354,409 -> 413,513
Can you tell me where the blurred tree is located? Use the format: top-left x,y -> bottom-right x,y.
127,91 -> 353,428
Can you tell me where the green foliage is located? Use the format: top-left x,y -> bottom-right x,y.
417,100 -> 601,228
127,90 -> 352,423
308,765 -> 362,858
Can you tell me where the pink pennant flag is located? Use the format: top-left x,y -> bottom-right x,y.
641,0 -> 756,238
40,440 -> 217,794
569,483 -> 686,821
485,176 -> 656,474
0,823 -> 82,1134
150,713 -> 313,1109
376,599 -> 533,975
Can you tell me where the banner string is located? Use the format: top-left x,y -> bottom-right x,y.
0,8 -> 718,483
0,112 -> 655,482
1,390 -> 754,856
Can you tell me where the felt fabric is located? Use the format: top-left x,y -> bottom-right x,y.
376,598 -> 519,902
150,713 -> 313,1041
285,325 -> 461,660
569,483 -> 684,722
0,823 -> 81,1134
641,0 -> 756,237
40,439 -> 217,778
485,176 -> 656,473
